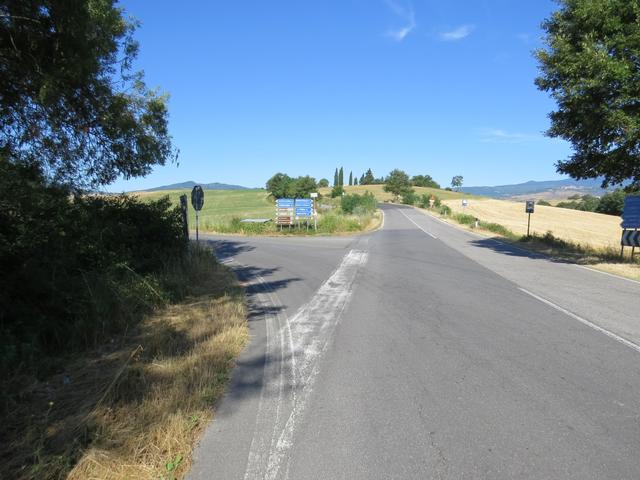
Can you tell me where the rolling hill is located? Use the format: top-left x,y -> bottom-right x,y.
145,181 -> 249,191
460,178 -> 611,199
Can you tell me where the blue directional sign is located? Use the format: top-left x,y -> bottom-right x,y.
294,198 -> 313,218
621,196 -> 640,228
276,198 -> 294,208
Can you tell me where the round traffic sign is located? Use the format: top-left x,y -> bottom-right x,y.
191,185 -> 204,211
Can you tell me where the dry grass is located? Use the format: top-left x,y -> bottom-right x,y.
1,257 -> 248,480
421,202 -> 640,281
442,198 -> 623,250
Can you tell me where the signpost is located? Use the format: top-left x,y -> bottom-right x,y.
179,194 -> 189,240
295,198 -> 314,231
191,185 -> 204,242
310,193 -> 319,230
276,198 -> 294,228
620,196 -> 640,258
462,199 -> 468,211
525,200 -> 535,237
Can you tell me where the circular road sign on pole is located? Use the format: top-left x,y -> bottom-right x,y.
191,185 -> 204,242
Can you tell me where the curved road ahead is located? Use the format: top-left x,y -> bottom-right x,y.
190,203 -> 640,480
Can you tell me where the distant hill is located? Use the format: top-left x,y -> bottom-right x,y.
145,181 -> 249,191
460,178 -> 612,200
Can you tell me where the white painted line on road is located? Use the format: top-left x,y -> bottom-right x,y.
243,249 -> 369,480
574,264 -> 640,286
399,209 -> 438,239
518,287 -> 640,354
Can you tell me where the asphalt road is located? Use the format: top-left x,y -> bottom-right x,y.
189,203 -> 640,480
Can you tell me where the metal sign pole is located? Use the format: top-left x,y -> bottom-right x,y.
527,213 -> 531,237
196,211 -> 199,244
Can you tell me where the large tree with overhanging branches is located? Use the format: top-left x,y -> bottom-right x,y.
0,0 -> 176,191
535,0 -> 640,189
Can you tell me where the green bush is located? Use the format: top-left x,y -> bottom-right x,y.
401,190 -> 418,205
437,204 -> 452,215
537,199 -> 552,206
452,213 -> 476,225
341,192 -> 376,214
0,160 -> 188,377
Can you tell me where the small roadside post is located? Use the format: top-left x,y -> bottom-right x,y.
462,199 -> 468,212
620,196 -> 640,258
179,194 -> 189,240
191,185 -> 204,243
310,192 -> 318,231
525,200 -> 535,237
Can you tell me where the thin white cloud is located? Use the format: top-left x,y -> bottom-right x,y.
478,128 -> 542,144
384,0 -> 416,42
440,25 -> 474,41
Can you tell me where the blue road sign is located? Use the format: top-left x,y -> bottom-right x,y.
621,196 -> 640,228
276,198 -> 294,208
295,208 -> 313,217
295,199 -> 313,207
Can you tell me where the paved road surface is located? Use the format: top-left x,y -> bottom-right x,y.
189,204 -> 640,480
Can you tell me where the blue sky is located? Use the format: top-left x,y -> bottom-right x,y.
109,0 -> 572,192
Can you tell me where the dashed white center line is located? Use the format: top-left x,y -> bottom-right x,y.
398,209 -> 438,239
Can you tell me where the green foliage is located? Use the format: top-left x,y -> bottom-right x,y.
383,169 -> 412,198
535,0 -> 640,189
361,169 -> 375,185
348,171 -> 353,186
339,167 -> 344,186
0,0 -> 175,191
419,194 -> 441,208
341,192 -> 377,214
318,178 -> 329,188
266,173 -> 317,199
265,173 -> 292,199
331,185 -> 345,198
596,189 -> 627,215
334,168 -> 339,186
0,160 -> 187,376
411,175 -> 440,189
451,175 -> 463,190
401,190 -> 418,205
537,199 -> 552,206
437,204 -> 452,215
452,212 -> 477,225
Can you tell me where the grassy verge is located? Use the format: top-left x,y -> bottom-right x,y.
1,246 -> 248,480
422,207 -> 640,281
207,210 -> 381,235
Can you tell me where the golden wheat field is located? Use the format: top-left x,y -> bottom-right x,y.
443,198 -> 624,250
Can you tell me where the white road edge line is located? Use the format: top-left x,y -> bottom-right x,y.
518,287 -> 640,354
398,209 -> 438,239
574,264 -> 640,286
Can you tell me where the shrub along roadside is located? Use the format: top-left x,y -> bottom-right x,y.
1,160 -> 188,380
1,245 -> 248,480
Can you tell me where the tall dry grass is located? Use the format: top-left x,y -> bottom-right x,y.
1,247 -> 248,480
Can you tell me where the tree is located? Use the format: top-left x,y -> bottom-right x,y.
354,177 -> 358,186
451,176 -> 463,190
596,189 -> 628,215
411,175 -> 440,189
384,169 -> 412,199
0,0 -> 176,191
334,168 -> 339,186
291,175 -> 317,198
361,169 -> 375,185
349,171 -> 353,186
339,167 -> 344,186
359,174 -> 365,184
331,185 -> 344,198
535,0 -> 640,189
318,178 -> 329,188
266,173 -> 293,198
